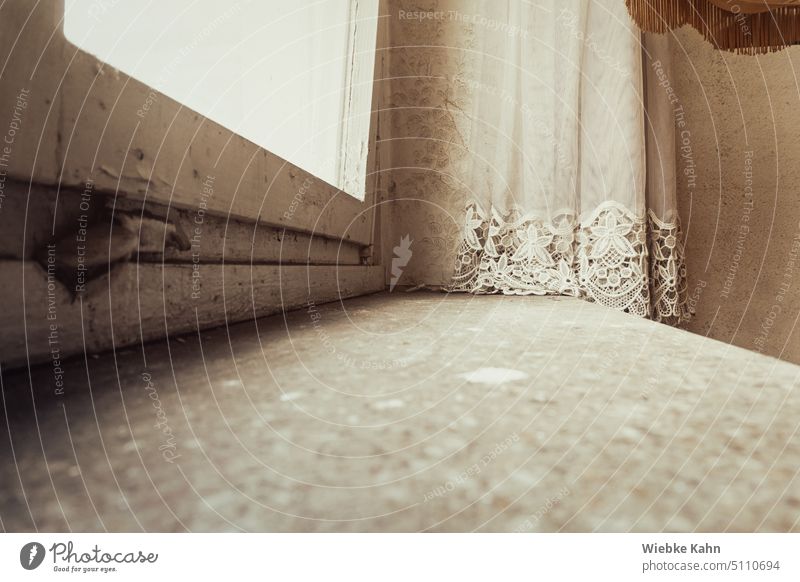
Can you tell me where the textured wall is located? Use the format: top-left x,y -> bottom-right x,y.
383,0 -> 478,287
671,27 -> 800,364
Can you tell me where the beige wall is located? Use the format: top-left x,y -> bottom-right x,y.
383,0 -> 478,286
671,27 -> 800,364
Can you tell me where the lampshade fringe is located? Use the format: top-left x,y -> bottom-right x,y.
626,0 -> 800,54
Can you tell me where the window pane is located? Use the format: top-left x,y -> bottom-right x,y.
64,0 -> 376,198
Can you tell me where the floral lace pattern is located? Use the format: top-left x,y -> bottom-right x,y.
449,200 -> 690,325
648,210 -> 690,325
449,205 -> 580,296
578,203 -> 650,317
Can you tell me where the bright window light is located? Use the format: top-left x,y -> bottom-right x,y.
64,0 -> 378,199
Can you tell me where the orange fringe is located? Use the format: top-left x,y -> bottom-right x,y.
626,0 -> 800,54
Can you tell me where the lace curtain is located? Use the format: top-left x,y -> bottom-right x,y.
448,0 -> 689,325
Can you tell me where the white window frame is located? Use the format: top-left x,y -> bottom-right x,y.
338,0 -> 380,200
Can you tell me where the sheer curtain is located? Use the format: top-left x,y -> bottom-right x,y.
448,0 -> 689,324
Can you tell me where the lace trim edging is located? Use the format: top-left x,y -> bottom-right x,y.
448,200 -> 690,325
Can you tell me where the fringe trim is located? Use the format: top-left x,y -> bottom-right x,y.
626,0 -> 800,54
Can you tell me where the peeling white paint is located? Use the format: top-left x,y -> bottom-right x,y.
372,399 -> 405,410
98,164 -> 120,179
459,367 -> 529,385
279,391 -> 303,402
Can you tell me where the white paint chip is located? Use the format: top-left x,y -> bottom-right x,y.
279,391 -> 303,402
459,367 -> 529,385
372,399 -> 405,410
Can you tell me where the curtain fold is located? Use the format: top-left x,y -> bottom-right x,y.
448,0 -> 690,325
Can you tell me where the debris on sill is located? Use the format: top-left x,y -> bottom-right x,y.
34,209 -> 189,297
36,219 -> 139,297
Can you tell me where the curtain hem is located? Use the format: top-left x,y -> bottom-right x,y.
447,199 -> 691,326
